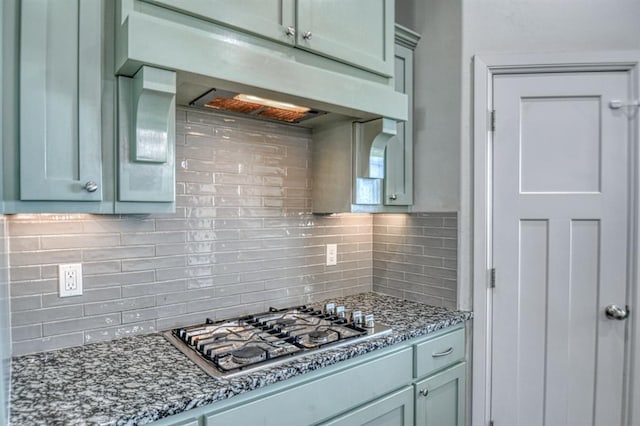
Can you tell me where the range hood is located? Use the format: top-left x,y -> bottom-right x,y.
115,2 -> 408,125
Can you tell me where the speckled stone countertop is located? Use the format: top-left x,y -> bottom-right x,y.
10,293 -> 472,426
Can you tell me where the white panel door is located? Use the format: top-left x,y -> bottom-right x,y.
491,72 -> 630,426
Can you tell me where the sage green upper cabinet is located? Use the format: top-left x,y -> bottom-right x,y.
139,0 -> 394,77
142,0 -> 296,45
296,0 -> 394,76
384,25 -> 420,206
1,0 -> 175,214
19,0 -> 103,202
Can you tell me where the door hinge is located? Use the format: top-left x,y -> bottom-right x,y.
489,268 -> 496,288
490,109 -> 496,132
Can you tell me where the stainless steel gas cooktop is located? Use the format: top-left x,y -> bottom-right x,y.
164,303 -> 392,377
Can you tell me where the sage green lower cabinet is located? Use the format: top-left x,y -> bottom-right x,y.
166,419 -> 198,426
148,325 -> 466,426
414,363 -> 466,426
205,348 -> 412,426
321,386 -> 414,426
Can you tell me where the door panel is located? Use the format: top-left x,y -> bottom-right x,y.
143,0 -> 296,45
296,0 -> 394,76
415,362 -> 466,426
491,72 -> 629,426
519,97 -> 601,193
19,0 -> 102,201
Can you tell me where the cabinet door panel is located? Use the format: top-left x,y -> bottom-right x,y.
20,0 -> 102,201
296,0 -> 394,76
415,362 -> 466,426
322,386 -> 414,426
385,43 -> 413,205
143,0 -> 295,44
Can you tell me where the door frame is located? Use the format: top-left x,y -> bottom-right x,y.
472,51 -> 640,426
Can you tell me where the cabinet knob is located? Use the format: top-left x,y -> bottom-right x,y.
84,181 -> 99,193
419,388 -> 429,397
285,26 -> 295,37
302,31 -> 312,40
389,194 -> 398,201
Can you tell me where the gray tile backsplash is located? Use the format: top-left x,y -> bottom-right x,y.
372,213 -> 458,309
0,217 -> 10,424
8,108 -> 458,355
8,108 -> 372,355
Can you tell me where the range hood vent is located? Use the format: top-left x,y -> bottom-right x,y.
190,89 -> 328,124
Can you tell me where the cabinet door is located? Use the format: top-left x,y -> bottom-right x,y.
321,386 -> 414,426
20,0 -> 103,201
143,0 -> 296,44
415,362 -> 465,426
296,0 -> 394,76
385,43 -> 413,206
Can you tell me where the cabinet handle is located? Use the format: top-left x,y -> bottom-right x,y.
285,26 -> 295,37
419,388 -> 429,397
302,31 -> 312,40
389,194 -> 398,201
432,347 -> 454,358
84,181 -> 99,193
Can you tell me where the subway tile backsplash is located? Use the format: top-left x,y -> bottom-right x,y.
372,213 -> 457,309
8,108 -> 458,355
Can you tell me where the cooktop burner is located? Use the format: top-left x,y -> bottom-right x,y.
232,347 -> 266,364
309,330 -> 329,343
164,303 -> 392,377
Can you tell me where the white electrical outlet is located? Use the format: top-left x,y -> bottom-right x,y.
58,263 -> 83,297
326,244 -> 337,266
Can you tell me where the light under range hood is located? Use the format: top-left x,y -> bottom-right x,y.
189,88 -> 328,124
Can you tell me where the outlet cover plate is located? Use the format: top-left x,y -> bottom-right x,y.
58,263 -> 83,297
326,244 -> 337,266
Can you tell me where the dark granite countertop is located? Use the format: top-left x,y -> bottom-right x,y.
9,293 -> 472,426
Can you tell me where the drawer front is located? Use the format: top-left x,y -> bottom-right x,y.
321,386 -> 414,426
205,348 -> 413,426
414,328 -> 465,378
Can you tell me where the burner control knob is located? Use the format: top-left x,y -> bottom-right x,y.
364,314 -> 375,328
351,310 -> 363,326
336,306 -> 346,319
325,302 -> 336,315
